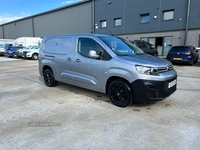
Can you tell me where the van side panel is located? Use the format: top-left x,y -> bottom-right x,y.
67,53 -> 105,92
43,36 -> 75,81
48,35 -> 106,92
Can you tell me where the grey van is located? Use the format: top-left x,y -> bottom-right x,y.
39,33 -> 177,107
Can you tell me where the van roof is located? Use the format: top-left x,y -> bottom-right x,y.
43,33 -> 112,39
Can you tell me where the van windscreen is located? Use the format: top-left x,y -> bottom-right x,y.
99,36 -> 144,56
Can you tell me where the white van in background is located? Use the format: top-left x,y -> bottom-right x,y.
14,37 -> 41,47
0,39 -> 15,44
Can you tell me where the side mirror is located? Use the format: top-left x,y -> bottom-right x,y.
89,50 -> 99,58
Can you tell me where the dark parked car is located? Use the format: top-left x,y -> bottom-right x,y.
130,40 -> 158,56
166,46 -> 199,65
0,43 -> 13,56
4,46 -> 25,58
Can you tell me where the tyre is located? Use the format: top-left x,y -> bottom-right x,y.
194,56 -> 199,63
12,52 -> 17,58
32,53 -> 38,60
108,79 -> 133,107
189,58 -> 193,66
43,69 -> 57,87
154,53 -> 158,57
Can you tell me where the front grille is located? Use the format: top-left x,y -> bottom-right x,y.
156,65 -> 173,73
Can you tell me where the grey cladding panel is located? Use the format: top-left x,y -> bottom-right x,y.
3,19 -> 33,39
188,0 -> 200,29
0,26 -> 3,38
34,3 -> 92,37
95,0 -> 200,35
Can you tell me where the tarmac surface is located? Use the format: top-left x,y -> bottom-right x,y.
0,57 -> 200,150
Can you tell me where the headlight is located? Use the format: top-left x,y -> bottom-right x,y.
135,65 -> 159,76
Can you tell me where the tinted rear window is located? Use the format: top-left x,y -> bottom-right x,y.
170,47 -> 190,53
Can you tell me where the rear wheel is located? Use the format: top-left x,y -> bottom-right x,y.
108,79 -> 133,107
12,52 -> 17,58
194,56 -> 199,63
32,53 -> 38,60
43,69 -> 57,87
189,58 -> 193,66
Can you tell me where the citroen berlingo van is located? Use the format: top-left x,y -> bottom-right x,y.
39,33 -> 177,107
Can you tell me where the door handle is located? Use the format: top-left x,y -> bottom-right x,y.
67,57 -> 71,61
76,59 -> 80,62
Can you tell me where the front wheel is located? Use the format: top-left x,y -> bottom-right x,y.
108,79 -> 133,107
43,69 -> 57,87
32,53 -> 38,60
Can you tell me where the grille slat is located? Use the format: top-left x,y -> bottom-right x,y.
156,65 -> 173,73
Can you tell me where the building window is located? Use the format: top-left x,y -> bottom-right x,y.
140,14 -> 150,23
140,37 -> 148,42
114,18 -> 121,26
163,10 -> 174,20
100,20 -> 106,28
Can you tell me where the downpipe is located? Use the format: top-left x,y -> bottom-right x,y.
184,0 -> 191,45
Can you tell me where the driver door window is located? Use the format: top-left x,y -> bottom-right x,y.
78,38 -> 104,57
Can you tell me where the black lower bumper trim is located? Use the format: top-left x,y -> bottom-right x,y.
131,76 -> 177,102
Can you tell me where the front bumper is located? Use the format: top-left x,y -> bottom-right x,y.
0,52 -> 5,55
16,51 -> 23,57
22,52 -> 31,58
131,76 -> 177,102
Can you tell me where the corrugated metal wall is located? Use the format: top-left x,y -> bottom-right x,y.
3,18 -> 33,39
0,1 -> 92,39
33,2 -> 92,37
0,26 -> 3,38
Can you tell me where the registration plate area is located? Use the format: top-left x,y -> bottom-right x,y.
173,58 -> 182,60
168,79 -> 177,89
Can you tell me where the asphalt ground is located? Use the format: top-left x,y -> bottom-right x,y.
0,57 -> 200,150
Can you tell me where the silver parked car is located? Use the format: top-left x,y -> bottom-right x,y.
16,45 -> 34,58
22,45 -> 40,60
39,33 -> 177,107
